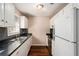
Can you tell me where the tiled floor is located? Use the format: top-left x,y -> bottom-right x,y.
28,46 -> 49,56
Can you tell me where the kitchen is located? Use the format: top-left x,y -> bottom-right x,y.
0,3 -> 79,56
0,3 -> 32,56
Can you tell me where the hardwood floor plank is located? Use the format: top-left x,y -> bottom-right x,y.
28,46 -> 50,56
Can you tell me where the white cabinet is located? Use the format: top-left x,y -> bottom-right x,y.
0,3 -> 5,27
20,16 -> 28,28
25,36 -> 32,55
5,3 -> 15,27
11,36 -> 32,56
11,44 -> 25,56
0,3 -> 15,27
7,15 -> 20,36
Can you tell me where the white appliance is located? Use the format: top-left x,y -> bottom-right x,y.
53,7 -> 79,56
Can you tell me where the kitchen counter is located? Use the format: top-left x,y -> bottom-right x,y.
0,33 -> 32,56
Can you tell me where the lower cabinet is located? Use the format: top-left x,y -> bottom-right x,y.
25,36 -> 32,55
11,36 -> 32,56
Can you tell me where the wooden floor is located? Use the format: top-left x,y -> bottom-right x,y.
28,46 -> 50,56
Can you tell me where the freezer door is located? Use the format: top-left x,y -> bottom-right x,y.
53,4 -> 75,42
54,15 -> 74,42
54,36 -> 76,56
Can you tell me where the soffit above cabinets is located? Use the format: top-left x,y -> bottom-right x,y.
14,3 -> 67,17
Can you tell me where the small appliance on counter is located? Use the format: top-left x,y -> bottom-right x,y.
20,28 -> 28,36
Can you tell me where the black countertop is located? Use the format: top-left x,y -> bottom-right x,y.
0,33 -> 32,56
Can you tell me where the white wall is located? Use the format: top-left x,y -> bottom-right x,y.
28,16 -> 50,46
50,18 -> 54,28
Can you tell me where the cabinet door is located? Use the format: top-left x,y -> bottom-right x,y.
11,47 -> 24,56
5,3 -> 15,27
18,36 -> 32,56
11,42 -> 26,56
0,3 -> 5,27
25,36 -> 32,55
20,16 -> 28,28
11,36 -> 32,56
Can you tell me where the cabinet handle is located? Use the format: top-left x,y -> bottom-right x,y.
2,19 -> 4,22
6,21 -> 8,23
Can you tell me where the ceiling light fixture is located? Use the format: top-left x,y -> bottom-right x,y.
36,4 -> 44,9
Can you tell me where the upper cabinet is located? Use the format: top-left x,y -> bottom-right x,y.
19,16 -> 28,28
0,3 -> 5,27
5,3 -> 15,27
0,3 -> 16,27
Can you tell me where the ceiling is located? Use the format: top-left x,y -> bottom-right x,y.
14,3 -> 67,17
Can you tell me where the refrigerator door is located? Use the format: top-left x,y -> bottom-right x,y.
75,8 -> 79,56
54,36 -> 76,56
54,17 -> 74,42
53,6 -> 75,42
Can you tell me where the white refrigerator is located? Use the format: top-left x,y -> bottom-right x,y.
53,7 -> 79,56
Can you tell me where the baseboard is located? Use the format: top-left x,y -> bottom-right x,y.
32,44 -> 48,46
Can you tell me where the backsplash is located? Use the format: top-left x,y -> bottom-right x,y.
7,26 -> 20,36
0,27 -> 7,41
